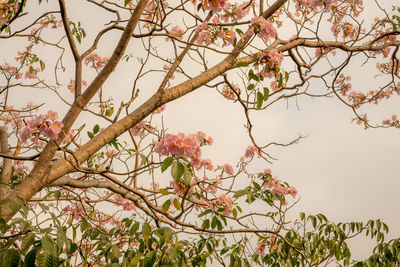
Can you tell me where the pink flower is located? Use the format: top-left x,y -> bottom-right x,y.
250,17 -> 276,42
47,110 -> 58,121
223,163 -> 234,175
244,145 -> 258,158
255,241 -> 266,256
167,25 -> 184,41
153,104 -> 166,114
222,83 -> 240,100
201,0 -> 227,12
255,49 -> 283,79
289,186 -> 298,198
196,159 -> 214,171
84,53 -> 109,69
217,194 -> 233,215
20,127 -> 32,143
45,121 -> 63,140
221,2 -> 250,22
154,133 -> 202,166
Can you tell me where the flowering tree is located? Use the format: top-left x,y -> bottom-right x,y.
0,0 -> 399,266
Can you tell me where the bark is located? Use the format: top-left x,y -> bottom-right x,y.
0,130 -> 12,198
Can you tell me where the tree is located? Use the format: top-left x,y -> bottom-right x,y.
0,0 -> 399,265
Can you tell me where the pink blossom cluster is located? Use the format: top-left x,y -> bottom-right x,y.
84,53 -> 110,69
63,204 -> 84,221
154,132 -> 213,167
13,160 -> 27,175
195,20 -> 236,47
335,74 -> 352,96
152,104 -> 166,114
382,115 -> 400,128
255,240 -> 266,256
67,79 -> 88,93
335,74 -> 397,108
254,49 -> 283,79
25,67 -> 41,79
1,104 -> 33,132
130,121 -> 156,137
39,14 -> 62,29
19,110 -> 64,143
166,26 -> 184,41
255,235 -> 281,256
200,0 -> 227,12
263,175 -> 298,199
208,194 -> 233,215
244,145 -> 260,158
196,159 -> 214,171
220,2 -> 250,22
221,83 -> 240,100
155,132 -> 201,165
249,17 -> 277,43
113,193 -> 136,211
0,63 -> 22,79
170,180 -> 195,197
143,0 -> 168,27
215,163 -> 234,175
0,0 -> 18,25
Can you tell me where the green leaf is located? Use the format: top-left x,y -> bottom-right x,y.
143,251 -> 156,267
300,212 -> 305,221
285,71 -> 289,82
256,91 -> 263,109
39,60 -> 45,71
140,153 -> 148,165
80,217 -> 90,232
142,223 -> 151,240
159,188 -> 169,195
54,190 -> 61,200
111,245 -> 120,262
161,157 -> 173,172
235,28 -> 244,36
232,208 -> 238,218
171,161 -> 184,181
236,62 -> 249,67
130,222 -> 140,235
24,249 -> 37,267
211,216 -> 218,229
37,252 -> 58,267
234,187 -> 250,198
183,164 -> 192,185
41,235 -> 56,255
247,84 -> 255,91
173,198 -> 181,210
202,219 -> 210,229
93,124 -> 100,134
198,209 -> 212,218
21,232 -> 35,255
105,107 -> 114,117
263,87 -> 269,101
248,69 -> 259,81
124,0 -> 131,6
87,131 -> 94,139
278,73 -> 283,87
162,199 -> 171,212
3,249 -> 20,267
